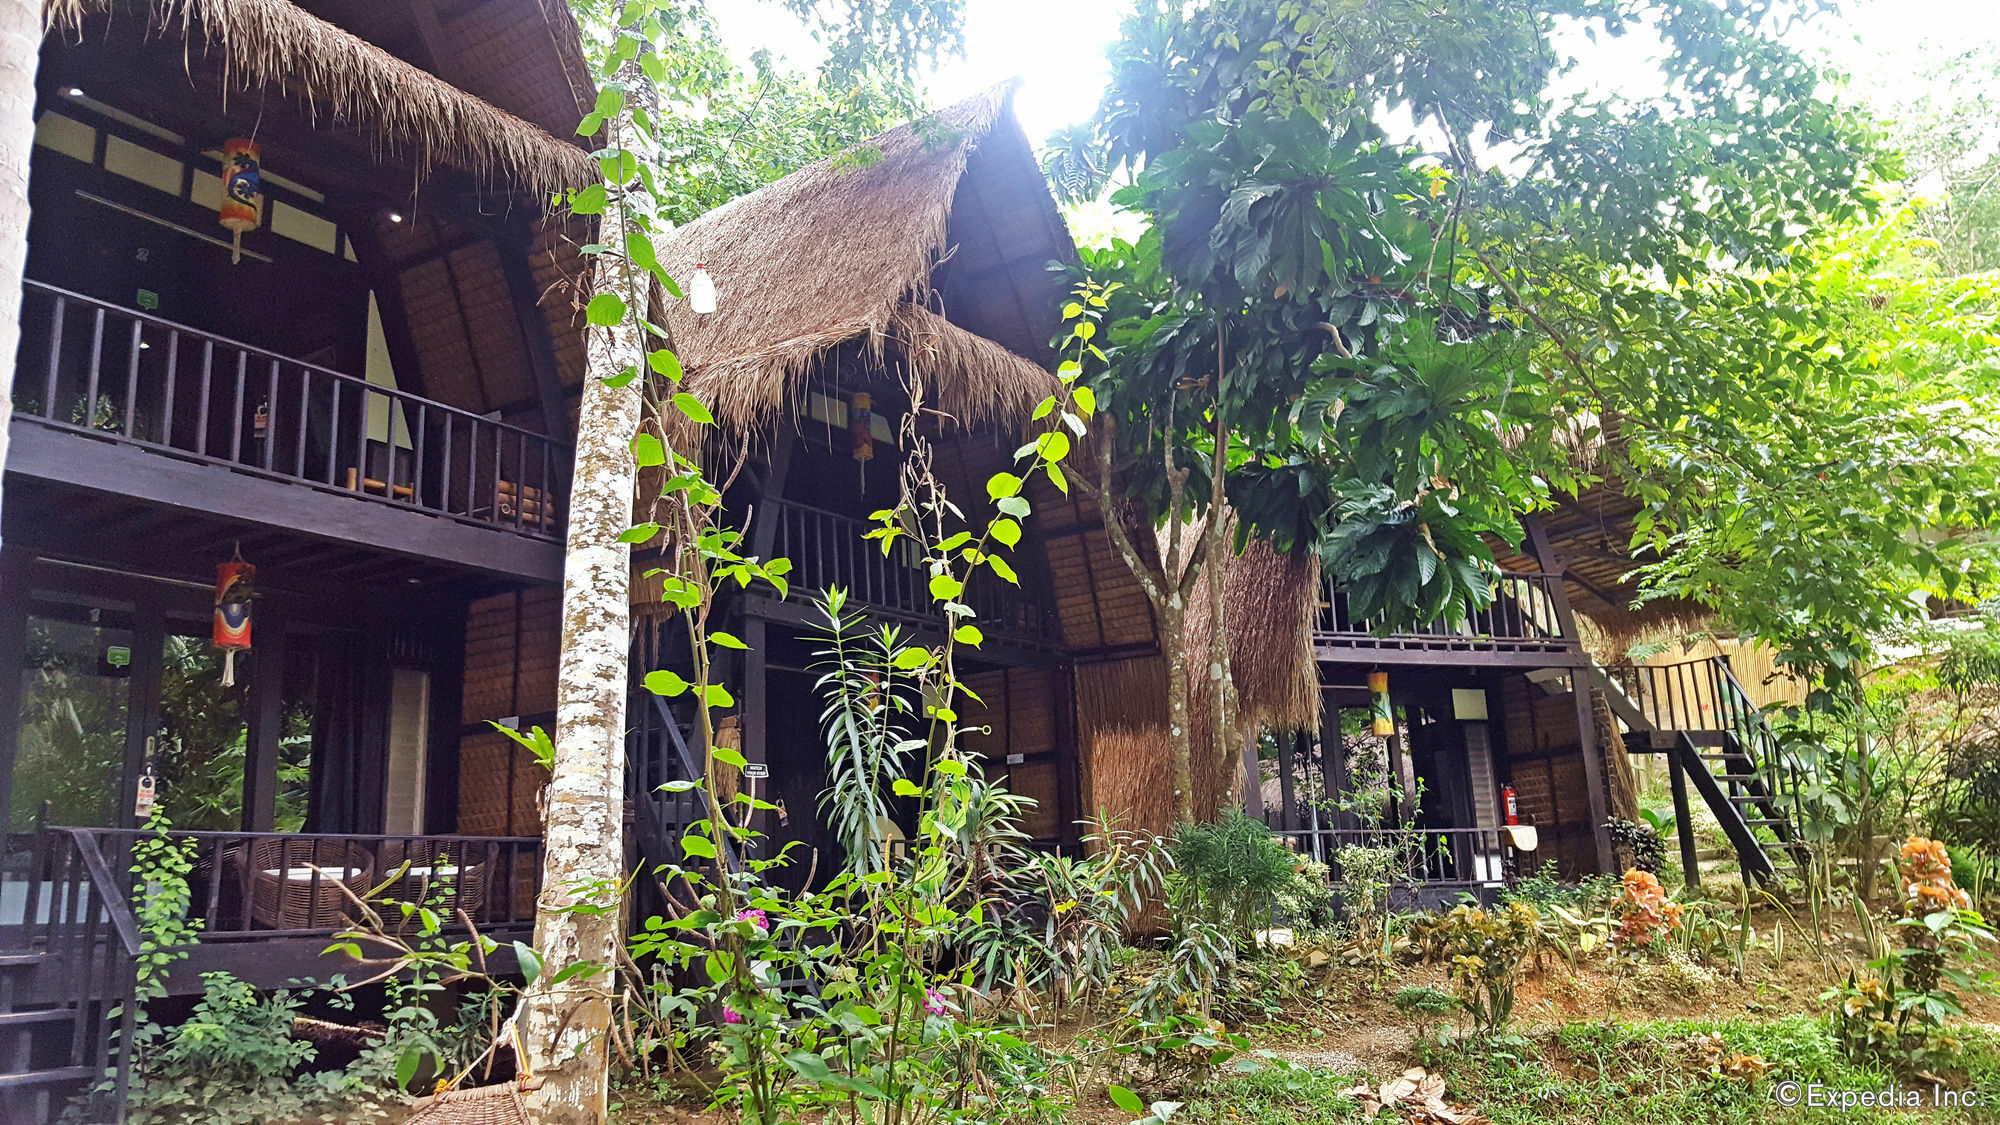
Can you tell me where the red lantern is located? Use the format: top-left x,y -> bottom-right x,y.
214,559 -> 255,686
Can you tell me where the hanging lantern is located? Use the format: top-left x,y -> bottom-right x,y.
849,392 -> 875,463
689,260 -> 717,314
213,557 -> 255,686
1368,670 -> 1394,737
219,138 -> 262,266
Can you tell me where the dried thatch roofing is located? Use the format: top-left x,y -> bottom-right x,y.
45,0 -> 598,199
653,81 -> 1074,436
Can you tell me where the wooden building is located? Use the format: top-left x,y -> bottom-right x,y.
0,1 -> 601,1117
1242,478 -> 1806,905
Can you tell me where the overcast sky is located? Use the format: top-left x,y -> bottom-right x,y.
712,0 -> 2000,147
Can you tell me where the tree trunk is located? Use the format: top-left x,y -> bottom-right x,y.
1160,593 -> 1192,823
0,0 -> 38,545
523,199 -> 643,1125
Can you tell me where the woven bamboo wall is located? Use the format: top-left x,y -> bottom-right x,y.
1076,656 -> 1174,837
960,666 -> 1062,840
456,589 -> 560,847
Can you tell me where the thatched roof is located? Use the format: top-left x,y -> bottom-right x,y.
653,81 -> 1074,436
45,0 -> 598,199
1185,524 -> 1321,738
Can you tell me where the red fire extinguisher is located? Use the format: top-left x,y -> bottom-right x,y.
1502,785 -> 1519,826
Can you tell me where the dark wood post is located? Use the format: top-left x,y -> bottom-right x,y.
0,546 -> 29,832
1669,739 -> 1701,889
242,610 -> 287,831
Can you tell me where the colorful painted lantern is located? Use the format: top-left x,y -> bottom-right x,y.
849,392 -> 874,463
220,138 -> 262,265
1368,670 -> 1394,737
214,559 -> 255,685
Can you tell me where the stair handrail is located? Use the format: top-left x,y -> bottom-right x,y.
1710,658 -> 1808,852
41,826 -> 143,1123
646,694 -> 742,874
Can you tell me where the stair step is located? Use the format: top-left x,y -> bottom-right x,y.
0,1064 -> 94,1090
0,1008 -> 76,1029
1695,753 -> 1751,762
1744,818 -> 1790,827
0,951 -> 45,968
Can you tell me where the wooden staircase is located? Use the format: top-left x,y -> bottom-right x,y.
0,828 -> 139,1125
1593,657 -> 1808,886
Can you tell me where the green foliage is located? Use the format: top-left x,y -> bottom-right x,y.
1413,902 -> 1541,1035
1504,871 -> 1622,914
1171,812 -> 1299,941
566,1 -> 959,225
1823,837 -> 1997,1074
121,974 -> 323,1125
1179,1063 -> 1363,1125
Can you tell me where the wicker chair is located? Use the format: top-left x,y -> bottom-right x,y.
227,838 -> 375,930
372,839 -> 491,920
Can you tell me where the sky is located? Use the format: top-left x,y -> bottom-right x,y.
712,0 -> 2000,148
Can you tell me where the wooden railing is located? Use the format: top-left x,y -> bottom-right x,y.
765,498 -> 1056,643
0,826 -> 140,1120
1,828 -> 543,943
11,281 -> 570,539
1315,571 -> 1574,653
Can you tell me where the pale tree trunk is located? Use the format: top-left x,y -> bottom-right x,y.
1092,427 -> 1207,824
0,0 -> 38,543
1204,419 -> 1239,810
523,195 -> 643,1125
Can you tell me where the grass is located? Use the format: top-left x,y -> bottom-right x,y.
1179,1062 -> 1364,1125
1174,1017 -> 2000,1125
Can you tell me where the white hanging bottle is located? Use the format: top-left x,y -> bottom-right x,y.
689,260 -> 717,315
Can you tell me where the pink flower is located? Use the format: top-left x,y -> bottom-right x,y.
722,1004 -> 743,1025
923,988 -> 949,1015
736,908 -> 769,931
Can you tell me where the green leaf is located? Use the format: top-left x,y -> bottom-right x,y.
1037,430 -> 1071,462
568,183 -> 608,215
892,778 -> 924,797
644,670 -> 689,697
514,941 -> 542,986
988,557 -> 1020,585
631,433 -> 666,467
893,648 -> 931,670
648,349 -> 684,382
710,630 -> 749,649
997,496 -> 1032,518
1072,385 -> 1097,417
396,1047 -> 422,1092
602,364 -> 638,389
1109,1085 -> 1144,1114
986,472 -> 1023,500
618,522 -> 661,544
989,518 -> 1022,548
1045,462 -> 1069,495
703,684 -> 736,708
929,574 -> 964,601
953,625 -> 984,647
586,293 -> 627,326
713,746 -> 749,770
625,230 -> 658,271
673,392 -> 715,425
680,834 -> 717,859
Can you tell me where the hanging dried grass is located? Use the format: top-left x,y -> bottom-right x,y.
45,0 -> 598,199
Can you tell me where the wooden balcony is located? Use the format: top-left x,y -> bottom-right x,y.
6,282 -> 570,582
1314,571 -> 1586,666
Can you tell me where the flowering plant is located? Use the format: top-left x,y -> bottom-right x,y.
1823,836 -> 1996,1072
1612,869 -> 1683,951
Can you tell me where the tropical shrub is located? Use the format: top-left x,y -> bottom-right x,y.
1417,902 -> 1540,1034
1824,835 -> 1997,1072
1172,811 -> 1299,944
1612,869 -> 1684,951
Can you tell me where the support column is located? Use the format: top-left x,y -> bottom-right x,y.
740,615 -> 768,835
1669,740 -> 1700,889
242,612 -> 288,831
